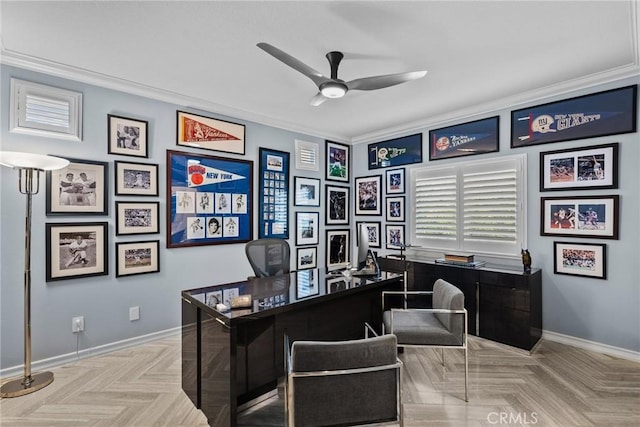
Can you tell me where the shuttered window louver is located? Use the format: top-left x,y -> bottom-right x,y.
411,154 -> 526,257
10,78 -> 82,141
295,140 -> 320,171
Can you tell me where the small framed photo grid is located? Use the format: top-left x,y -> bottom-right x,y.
116,201 -> 160,236
385,196 -> 405,222
108,114 -> 149,158
385,168 -> 405,194
326,185 -> 350,225
115,161 -> 159,196
355,175 -> 382,216
116,240 -> 160,277
296,247 -> 318,270
385,224 -> 406,250
554,241 -> 606,280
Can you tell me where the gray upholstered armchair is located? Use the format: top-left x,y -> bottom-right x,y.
245,238 -> 291,278
285,333 -> 403,426
382,278 -> 468,402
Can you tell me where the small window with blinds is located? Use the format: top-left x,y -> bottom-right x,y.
295,139 -> 320,171
411,154 -> 526,257
10,78 -> 83,141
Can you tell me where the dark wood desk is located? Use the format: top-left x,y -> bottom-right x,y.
181,269 -> 402,426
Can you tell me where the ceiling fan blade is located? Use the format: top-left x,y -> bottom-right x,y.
310,92 -> 328,106
346,70 -> 427,91
257,42 -> 330,88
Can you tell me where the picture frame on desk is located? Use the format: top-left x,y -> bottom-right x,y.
554,241 -> 606,279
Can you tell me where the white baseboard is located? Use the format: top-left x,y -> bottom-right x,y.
543,330 -> 640,362
0,327 -> 181,380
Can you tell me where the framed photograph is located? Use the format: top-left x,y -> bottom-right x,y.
325,185 -> 350,225
355,175 -> 382,216
116,201 -> 160,236
294,176 -> 321,207
540,195 -> 619,239
554,241 -> 607,280
259,148 -> 289,239
539,143 -> 618,191
296,247 -> 318,270
115,240 -> 160,277
385,224 -> 406,250
356,221 -> 381,248
108,114 -> 149,158
46,222 -> 108,282
176,110 -> 245,155
167,150 -> 253,247
296,212 -> 319,246
385,168 -> 405,194
368,133 -> 423,169
429,116 -> 500,161
326,140 -> 350,182
326,229 -> 350,271
386,196 -> 406,222
511,85 -> 637,148
296,269 -> 319,299
327,276 -> 350,294
46,158 -> 108,215
114,160 -> 159,196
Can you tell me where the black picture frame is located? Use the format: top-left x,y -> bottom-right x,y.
296,247 -> 318,270
385,224 -> 406,250
554,241 -> 607,280
356,221 -> 381,249
116,201 -> 160,236
115,240 -> 160,277
296,270 -> 319,298
46,222 -> 108,282
295,211 -> 319,246
259,147 -> 290,239
355,175 -> 382,216
108,114 -> 149,158
539,143 -> 618,191
326,140 -> 350,182
385,196 -> 405,222
293,176 -> 321,207
114,160 -> 159,196
385,168 -> 405,194
540,195 -> 619,239
428,116 -> 500,161
511,85 -> 637,148
326,229 -> 350,271
325,185 -> 350,225
46,157 -> 108,216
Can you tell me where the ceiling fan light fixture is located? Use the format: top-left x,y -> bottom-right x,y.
320,81 -> 347,98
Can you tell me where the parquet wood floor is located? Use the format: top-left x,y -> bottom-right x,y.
1,335 -> 638,426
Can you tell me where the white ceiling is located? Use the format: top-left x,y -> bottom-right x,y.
1,1 -> 638,144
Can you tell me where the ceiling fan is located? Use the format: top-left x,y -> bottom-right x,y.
257,42 -> 427,106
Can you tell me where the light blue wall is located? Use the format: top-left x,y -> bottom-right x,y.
352,76 -> 640,353
0,65 -> 326,369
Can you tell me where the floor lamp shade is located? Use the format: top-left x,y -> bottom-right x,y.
0,151 -> 69,398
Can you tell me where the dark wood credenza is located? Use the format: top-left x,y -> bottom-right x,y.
377,257 -> 542,351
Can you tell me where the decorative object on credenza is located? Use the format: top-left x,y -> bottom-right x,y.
108,114 -> 149,158
554,241 -> 607,280
540,195 -> 619,239
368,133 -> 423,169
0,151 -> 68,397
539,143 -> 618,192
45,157 -> 108,215
259,147 -> 289,239
511,85 -> 637,148
428,116 -> 500,161
521,249 -> 532,274
176,110 -> 246,155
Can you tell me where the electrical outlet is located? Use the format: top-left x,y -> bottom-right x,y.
72,316 -> 84,333
129,306 -> 140,321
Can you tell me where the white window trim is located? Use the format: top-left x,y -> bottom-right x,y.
409,153 -> 527,259
10,78 -> 83,142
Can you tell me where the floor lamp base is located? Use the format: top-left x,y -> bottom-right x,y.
0,371 -> 54,398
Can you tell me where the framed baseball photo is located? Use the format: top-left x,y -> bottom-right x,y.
46,222 -> 108,282
294,176 -> 321,207
116,201 -> 160,236
46,158 -> 108,216
296,247 -> 318,270
108,114 -> 149,158
116,240 -> 160,277
114,161 -> 159,196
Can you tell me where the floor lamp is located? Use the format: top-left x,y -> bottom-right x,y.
0,151 -> 69,398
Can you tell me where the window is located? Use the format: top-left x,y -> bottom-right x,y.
411,154 -> 526,257
295,139 -> 319,171
10,78 -> 83,141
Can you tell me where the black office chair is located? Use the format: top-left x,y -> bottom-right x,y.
285,333 -> 403,426
245,238 -> 291,278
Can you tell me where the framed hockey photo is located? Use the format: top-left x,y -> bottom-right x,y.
356,221 -> 381,248
177,110 -> 245,155
385,168 -> 405,194
296,247 -> 318,270
294,176 -> 321,207
116,240 -> 160,277
355,175 -> 382,216
539,143 -> 618,191
386,196 -> 405,222
326,229 -> 350,271
116,201 -> 160,236
108,114 -> 149,158
326,140 -> 350,182
46,222 -> 108,282
554,241 -> 606,280
46,158 -> 108,215
325,185 -> 349,225
296,211 -> 319,246
540,195 -> 619,239
115,161 -> 159,196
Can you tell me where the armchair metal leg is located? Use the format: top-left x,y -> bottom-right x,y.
440,348 -> 445,367
464,346 -> 468,402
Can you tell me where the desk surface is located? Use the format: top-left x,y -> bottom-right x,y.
182,269 -> 402,323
